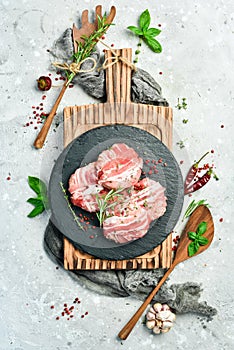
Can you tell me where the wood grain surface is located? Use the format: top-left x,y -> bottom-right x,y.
63,48 -> 173,270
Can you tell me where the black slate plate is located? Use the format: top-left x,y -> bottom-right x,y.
49,125 -> 184,260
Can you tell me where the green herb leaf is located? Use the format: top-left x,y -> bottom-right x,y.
146,28 -> 161,37
187,221 -> 209,256
183,199 -> 210,221
96,188 -> 123,226
128,26 -> 143,36
197,236 -> 209,245
139,9 -> 151,31
196,221 -> 207,236
27,204 -> 45,218
144,35 -> 162,53
27,198 -> 43,206
28,176 -> 47,196
27,176 -> 48,218
188,241 -> 200,257
187,231 -> 197,240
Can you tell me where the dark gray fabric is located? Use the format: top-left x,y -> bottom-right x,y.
44,29 -> 217,319
44,221 -> 217,318
50,28 -> 168,105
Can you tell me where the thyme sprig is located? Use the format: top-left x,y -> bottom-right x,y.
59,182 -> 84,231
66,15 -> 113,85
96,188 -> 123,226
183,199 -> 210,221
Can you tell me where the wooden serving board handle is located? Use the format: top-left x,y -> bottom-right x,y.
105,48 -> 132,103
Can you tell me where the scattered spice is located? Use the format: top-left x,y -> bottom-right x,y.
51,296 -> 88,321
172,234 -> 180,251
219,218 -> 223,222
182,119 -> 188,124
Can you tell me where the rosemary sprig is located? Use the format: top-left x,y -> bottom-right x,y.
66,15 -> 113,85
59,182 -> 84,231
96,188 -> 123,226
183,199 -> 210,221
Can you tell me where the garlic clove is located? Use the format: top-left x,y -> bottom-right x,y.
153,303 -> 162,313
167,313 -> 176,322
146,311 -> 156,320
162,321 -> 173,329
146,320 -> 156,330
161,327 -> 170,334
155,319 -> 163,329
157,310 -> 171,321
152,326 -> 161,334
149,306 -> 156,314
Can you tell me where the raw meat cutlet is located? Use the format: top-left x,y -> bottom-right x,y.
68,162 -> 106,212
103,207 -> 149,244
96,143 -> 143,189
131,178 -> 167,221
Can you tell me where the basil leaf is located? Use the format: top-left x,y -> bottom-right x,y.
139,9 -> 151,31
27,204 -> 45,218
196,221 -> 207,235
144,35 -> 162,53
127,26 -> 143,36
27,198 -> 43,206
188,241 -> 199,257
187,231 -> 197,240
28,176 -> 47,196
197,236 -> 209,245
146,28 -> 161,37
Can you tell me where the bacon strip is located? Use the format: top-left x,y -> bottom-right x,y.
103,207 -> 149,244
96,143 -> 143,189
68,162 -> 105,212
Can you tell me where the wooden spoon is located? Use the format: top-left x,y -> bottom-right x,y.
118,205 -> 214,340
33,5 -> 116,149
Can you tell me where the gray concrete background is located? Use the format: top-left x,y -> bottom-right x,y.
0,0 -> 234,349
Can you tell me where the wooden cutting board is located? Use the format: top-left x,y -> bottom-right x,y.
63,48 -> 173,270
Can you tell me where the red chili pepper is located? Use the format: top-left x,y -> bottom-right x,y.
185,167 -> 218,195
184,151 -> 209,191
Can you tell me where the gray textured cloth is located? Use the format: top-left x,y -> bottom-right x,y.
44,221 -> 216,318
44,29 -> 217,318
50,28 -> 169,105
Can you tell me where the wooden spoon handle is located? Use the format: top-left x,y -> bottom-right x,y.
118,265 -> 175,340
34,81 -> 68,149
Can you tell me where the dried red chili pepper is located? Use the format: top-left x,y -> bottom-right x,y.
184,151 -> 209,191
184,167 -> 218,195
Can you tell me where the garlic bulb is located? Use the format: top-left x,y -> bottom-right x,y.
145,303 -> 176,334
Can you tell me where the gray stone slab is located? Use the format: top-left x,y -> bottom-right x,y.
49,125 -> 184,260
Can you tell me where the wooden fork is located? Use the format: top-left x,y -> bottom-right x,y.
73,5 -> 116,52
33,5 -> 116,149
